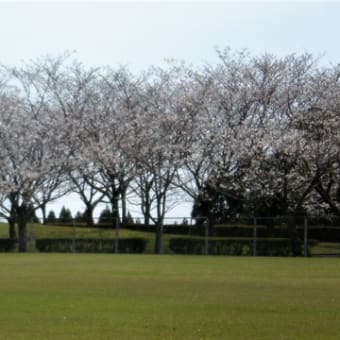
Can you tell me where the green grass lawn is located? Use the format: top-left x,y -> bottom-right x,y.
0,254 -> 340,339
0,222 -> 153,239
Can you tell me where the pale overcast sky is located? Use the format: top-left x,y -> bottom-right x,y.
0,1 -> 339,72
1,0 -> 339,218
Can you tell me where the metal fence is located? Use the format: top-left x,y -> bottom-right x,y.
4,215 -> 340,256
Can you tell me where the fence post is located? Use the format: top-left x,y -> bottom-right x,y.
204,219 -> 209,256
114,215 -> 120,254
253,217 -> 257,256
304,216 -> 308,257
72,219 -> 76,254
160,223 -> 164,254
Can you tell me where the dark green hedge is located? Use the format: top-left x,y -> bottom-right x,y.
169,238 -> 302,256
302,227 -> 340,242
0,239 -> 15,252
36,238 -> 146,253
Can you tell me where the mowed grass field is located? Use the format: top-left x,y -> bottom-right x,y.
0,255 -> 340,339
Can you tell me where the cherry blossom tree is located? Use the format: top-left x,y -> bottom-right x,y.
77,66 -> 141,227
129,66 -> 188,253
0,58 -> 74,251
295,66 -> 340,216
0,90 -> 64,251
0,49 -> 339,254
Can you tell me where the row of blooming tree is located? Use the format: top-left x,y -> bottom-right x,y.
0,49 -> 339,252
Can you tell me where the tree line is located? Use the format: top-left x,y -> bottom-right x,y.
0,48 -> 339,252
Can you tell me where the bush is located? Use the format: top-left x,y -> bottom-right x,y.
0,239 -> 16,252
36,238 -> 146,253
169,238 -> 302,256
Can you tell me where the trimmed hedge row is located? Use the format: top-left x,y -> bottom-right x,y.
36,238 -> 146,253
169,238 -> 303,256
305,228 -> 340,242
0,239 -> 15,252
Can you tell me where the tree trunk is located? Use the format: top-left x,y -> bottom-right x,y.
121,189 -> 128,226
8,196 -> 17,240
208,215 -> 215,236
287,215 -> 300,256
111,195 -> 120,253
17,204 -> 28,252
140,178 -> 153,226
8,218 -> 17,241
84,204 -> 94,227
144,200 -> 151,226
111,194 -> 120,223
18,217 -> 27,252
41,203 -> 47,224
154,221 -> 163,254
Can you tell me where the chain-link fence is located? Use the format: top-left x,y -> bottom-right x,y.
1,215 -> 340,256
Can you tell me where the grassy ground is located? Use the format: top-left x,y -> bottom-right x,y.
0,222 -> 152,239
0,255 -> 340,339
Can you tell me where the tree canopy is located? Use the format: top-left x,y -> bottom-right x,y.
0,49 -> 339,251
